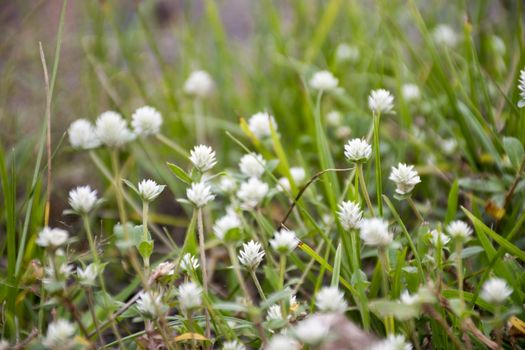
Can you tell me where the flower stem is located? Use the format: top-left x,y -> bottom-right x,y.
142,200 -> 150,274
373,112 -> 383,216
378,247 -> 394,334
197,208 -> 211,339
455,240 -> 464,304
357,163 -> 375,216
227,244 -> 252,303
279,254 -> 287,290
250,269 -> 266,301
155,133 -> 189,158
407,197 -> 424,223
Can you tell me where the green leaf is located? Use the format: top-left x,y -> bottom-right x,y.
445,179 -> 459,224
369,299 -> 419,321
138,239 -> 154,260
331,243 -> 342,287
167,162 -> 192,184
503,137 -> 524,169
122,178 -> 139,196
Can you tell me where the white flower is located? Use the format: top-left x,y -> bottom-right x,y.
95,111 -> 135,147
184,70 -> 214,98
389,163 -> 421,195
77,264 -> 98,286
309,70 -> 338,91
239,240 -> 265,270
335,43 -> 359,62
446,220 -> 473,240
187,182 -> 215,207
43,263 -> 74,289
429,229 -> 450,246
326,110 -> 342,126
270,229 -> 298,254
180,253 -> 199,272
222,340 -> 246,350
178,282 -> 202,310
293,317 -> 330,346
138,179 -> 165,202
136,291 -> 166,318
266,335 -> 299,350
213,213 -> 241,240
432,24 -> 458,48
154,261 -> 176,277
400,290 -> 419,306
315,286 -> 347,313
68,185 -> 98,214
368,89 -> 394,114
480,278 -> 513,304
344,138 -> 372,163
518,68 -> 525,108
36,227 -> 69,248
338,200 -> 363,230
369,334 -> 412,350
265,304 -> 284,322
237,177 -> 269,209
336,126 -> 352,140
248,112 -> 278,139
401,84 -> 420,102
189,144 -> 217,172
359,218 -> 393,247
239,153 -> 266,178
219,175 -> 237,193
42,319 -> 76,349
131,106 -> 163,136
68,119 -> 100,149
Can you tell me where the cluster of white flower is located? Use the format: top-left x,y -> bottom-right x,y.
68,185 -> 99,214
138,179 -> 165,202
270,229 -> 298,254
248,112 -> 278,139
184,70 -> 214,98
338,200 -> 363,230
315,286 -> 347,313
389,163 -> 421,195
309,70 -> 339,91
189,144 -> 217,172
187,181 -> 215,208
344,138 -> 372,163
36,227 -> 69,248
178,281 -> 203,310
238,240 -> 265,270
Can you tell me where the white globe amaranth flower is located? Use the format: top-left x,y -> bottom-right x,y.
270,229 -> 298,254
236,177 -> 269,209
219,175 -> 237,193
432,24 -> 458,48
95,111 -> 135,148
138,179 -> 165,202
315,286 -> 348,313
43,263 -> 74,289
154,261 -> 175,277
266,335 -> 300,350
42,319 -> 76,350
68,119 -> 100,149
399,290 -> 419,306
222,340 -> 246,350
335,43 -> 359,63
359,218 -> 393,247
248,112 -> 278,139
131,106 -> 163,136
189,144 -> 217,172
36,227 -> 69,248
326,110 -> 342,126
178,281 -> 203,310
309,70 -> 339,91
429,229 -> 450,247
518,68 -> 525,108
186,181 -> 215,207
293,316 -> 331,346
369,334 -> 412,350
213,213 -> 241,240
401,84 -> 421,102
136,291 -> 167,318
389,163 -> 421,195
368,89 -> 395,114
77,263 -> 98,286
68,185 -> 98,214
344,138 -> 372,163
184,70 -> 214,98
446,220 -> 473,241
239,153 -> 266,178
338,200 -> 363,230
480,277 -> 513,304
180,253 -> 200,272
266,304 -> 283,321
238,240 -> 265,270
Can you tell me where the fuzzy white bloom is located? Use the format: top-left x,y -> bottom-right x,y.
131,106 -> 163,136
432,24 -> 458,48
95,111 -> 135,147
270,229 -> 298,254
189,145 -> 217,172
315,286 -> 347,313
222,340 -> 246,350
359,218 -> 393,247
248,112 -> 278,139
368,89 -> 394,114
480,278 -> 513,304
178,282 -> 202,310
369,334 -> 412,350
326,110 -> 342,126
309,70 -> 339,91
138,179 -> 165,202
37,227 -> 69,248
293,317 -> 330,346
237,177 -> 269,209
239,153 -> 266,178
180,253 -> 200,272
518,68 -> 525,108
136,291 -> 166,318
187,181 -> 215,207
68,119 -> 100,149
429,229 -> 450,247
154,261 -> 175,277
213,213 -> 241,240
335,43 -> 359,62
68,185 -> 98,214
238,240 -> 265,269
399,290 -> 419,306
42,319 -> 76,350
389,163 -> 421,195
219,175 -> 237,193
266,334 -> 299,350
401,84 -> 421,102
77,264 -> 98,286
184,70 -> 214,98
338,200 -> 363,230
446,220 -> 473,240
344,138 -> 372,163
266,304 -> 283,321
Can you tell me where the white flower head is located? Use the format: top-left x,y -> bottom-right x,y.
222,340 -> 246,350
359,218 -> 393,247
344,138 -> 372,163
401,84 -> 421,102
131,106 -> 163,136
43,319 -> 76,350
335,43 -> 359,63
293,316 -> 331,346
338,200 -> 363,230
446,220 -> 473,241
480,278 -> 513,304
219,175 -> 237,193
77,264 -> 98,286
213,213 -> 241,240
180,253 -> 200,273
178,281 -> 202,310
154,261 -> 176,277
266,335 -> 300,350
68,185 -> 98,214
239,153 -> 266,178
369,334 -> 412,350
68,119 -> 100,149
429,229 -> 450,247
248,112 -> 278,139
138,179 -> 165,202
184,70 -> 214,98
239,240 -> 265,270
266,304 -> 283,322
389,163 -> 421,195
518,68 -> 525,108
237,177 -> 269,209
316,286 -> 347,313
309,70 -> 339,91
189,144 -> 217,172
277,167 -> 306,192
270,229 -> 298,254
37,227 -> 69,248
326,110 -> 342,126
136,291 -> 166,318
187,181 -> 215,207
432,24 -> 458,48
95,111 -> 135,148
368,89 -> 394,114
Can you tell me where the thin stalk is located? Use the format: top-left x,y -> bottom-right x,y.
194,98 -> 205,143
196,208 -> 211,340
154,319 -> 175,350
378,247 -> 393,334
373,112 -> 383,216
279,255 -> 287,290
494,305 -> 503,350
227,245 -> 252,303
156,134 -> 189,158
357,163 -> 375,216
87,287 -> 105,348
455,240 -> 464,304
142,200 -> 150,274
407,197 -> 424,222
250,270 -> 266,301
